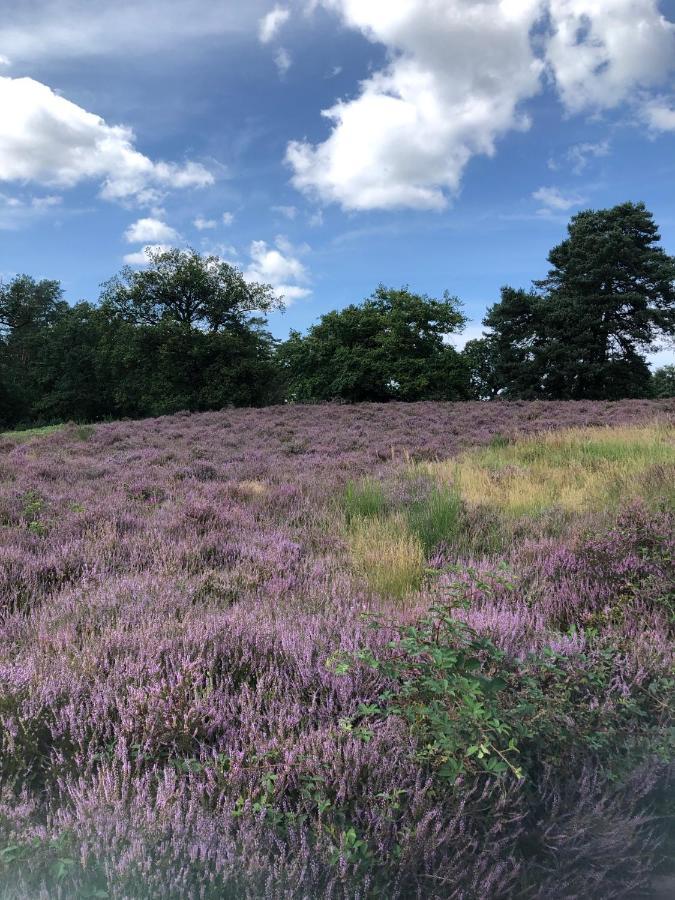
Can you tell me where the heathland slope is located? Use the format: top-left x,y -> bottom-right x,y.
0,400 -> 673,898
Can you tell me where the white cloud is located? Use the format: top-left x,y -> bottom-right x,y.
0,76 -> 213,203
0,191 -> 63,229
287,0 -> 544,211
259,6 -> 291,44
272,204 -> 297,219
289,1 -> 675,212
446,322 -> 485,351
642,95 -> 675,131
545,0 -> 675,113
244,236 -> 311,302
222,211 -> 235,226
124,217 -> 179,243
0,55 -> 10,67
533,186 -> 586,212
194,216 -> 217,230
274,47 -> 292,76
565,140 -> 611,175
0,2 -> 270,63
122,243 -> 171,265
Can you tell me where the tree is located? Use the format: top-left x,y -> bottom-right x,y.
482,203 -> 675,399
462,336 -> 502,400
482,288 -> 547,399
0,275 -> 65,335
279,286 -> 469,402
99,246 -> 282,331
0,275 -> 68,425
652,364 -> 675,398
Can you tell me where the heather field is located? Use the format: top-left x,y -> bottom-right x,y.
0,400 -> 674,899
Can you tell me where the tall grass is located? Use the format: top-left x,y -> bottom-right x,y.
430,424 -> 674,517
343,478 -> 388,522
406,485 -> 462,554
343,475 -> 463,598
349,513 -> 425,600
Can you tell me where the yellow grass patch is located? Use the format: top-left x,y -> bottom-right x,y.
349,513 -> 425,600
428,424 -> 674,517
235,480 -> 268,497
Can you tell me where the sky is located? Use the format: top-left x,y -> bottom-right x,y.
1,0 -> 675,365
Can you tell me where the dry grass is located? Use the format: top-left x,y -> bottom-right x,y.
234,480 -> 268,497
428,424 -> 674,517
349,513 -> 425,600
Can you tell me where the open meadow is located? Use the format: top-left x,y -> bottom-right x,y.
0,400 -> 674,898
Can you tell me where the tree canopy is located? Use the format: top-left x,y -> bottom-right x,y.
99,246 -> 281,331
279,286 -> 469,402
476,202 -> 675,400
1,203 -> 674,428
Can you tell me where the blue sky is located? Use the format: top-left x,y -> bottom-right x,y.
1,0 -> 675,365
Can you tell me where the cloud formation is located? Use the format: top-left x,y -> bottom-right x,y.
0,1 -> 269,62
244,236 -> 311,302
259,6 -> 291,44
0,77 -> 214,205
122,243 -> 172,265
194,216 -> 218,230
288,0 -> 675,211
533,186 -> 586,213
124,218 -> 179,243
642,95 -> 675,131
545,0 -> 675,113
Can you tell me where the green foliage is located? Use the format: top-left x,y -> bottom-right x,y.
484,202 -> 675,399
405,484 -> 462,554
0,252 -> 284,428
343,479 -> 388,522
337,568 -> 673,784
352,598 -> 522,781
652,365 -> 675,398
99,246 -> 281,330
279,285 -> 469,402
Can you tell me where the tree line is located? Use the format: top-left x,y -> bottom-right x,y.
1,201 -> 674,429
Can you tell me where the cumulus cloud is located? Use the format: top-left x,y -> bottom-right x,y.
287,0 -> 544,211
533,186 -> 586,212
122,243 -> 171,265
642,95 -> 675,131
545,0 -> 675,113
0,55 -> 10,67
124,217 -> 179,243
562,140 -> 611,175
259,5 -> 291,44
222,212 -> 235,226
0,191 -> 62,229
244,235 -> 311,302
0,76 -> 213,203
288,0 -> 675,212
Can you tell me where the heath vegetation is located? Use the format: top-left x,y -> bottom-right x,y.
0,400 -> 672,898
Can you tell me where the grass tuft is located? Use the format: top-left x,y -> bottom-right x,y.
406,485 -> 463,554
349,513 -> 425,600
344,478 -> 388,523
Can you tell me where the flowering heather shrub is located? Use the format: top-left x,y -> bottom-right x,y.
0,401 -> 673,898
